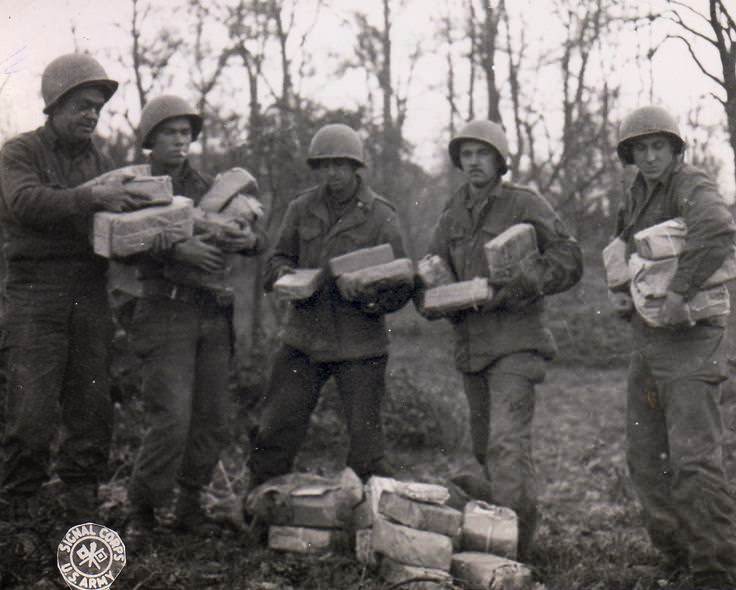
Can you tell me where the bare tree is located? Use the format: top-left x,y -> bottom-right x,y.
661,0 -> 736,187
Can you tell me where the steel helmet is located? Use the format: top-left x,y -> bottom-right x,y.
41,53 -> 118,115
449,120 -> 510,174
307,124 -> 365,168
617,106 -> 685,164
139,95 -> 203,149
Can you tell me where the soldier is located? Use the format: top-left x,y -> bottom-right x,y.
248,123 -> 413,488
420,120 -> 583,560
123,95 -> 265,547
610,105 -> 736,589
0,54 -> 148,526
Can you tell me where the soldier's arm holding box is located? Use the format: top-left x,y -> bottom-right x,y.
490,192 -> 583,311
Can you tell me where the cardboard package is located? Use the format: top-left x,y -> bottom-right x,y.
371,517 -> 453,571
417,255 -> 454,288
484,223 -> 538,284
602,237 -> 630,290
93,196 -> 193,258
633,218 -> 687,259
246,469 -> 363,528
451,552 -> 532,590
378,491 -> 462,537
336,258 -> 414,299
81,164 -> 152,187
328,244 -> 395,276
199,167 -> 258,213
461,501 -> 518,559
268,526 -> 349,555
422,278 -> 492,314
274,269 -> 325,301
379,557 -> 453,590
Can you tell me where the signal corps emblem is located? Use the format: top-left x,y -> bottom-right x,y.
57,523 -> 126,589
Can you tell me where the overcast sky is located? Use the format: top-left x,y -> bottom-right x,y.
1,0 -> 731,193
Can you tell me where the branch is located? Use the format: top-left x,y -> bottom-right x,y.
667,34 -> 725,87
662,9 -> 718,46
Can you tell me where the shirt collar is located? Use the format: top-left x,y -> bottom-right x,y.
463,177 -> 502,209
632,158 -> 682,193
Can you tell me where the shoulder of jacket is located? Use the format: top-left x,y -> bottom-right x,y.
501,181 -> 539,199
1,128 -> 41,155
370,192 -> 397,213
292,184 -> 320,204
671,162 -> 718,196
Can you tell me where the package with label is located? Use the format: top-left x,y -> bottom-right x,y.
93,196 -> 193,258
268,526 -> 349,555
336,258 -> 414,299
417,255 -> 454,289
199,167 -> 259,213
328,244 -> 395,276
273,269 -> 325,301
461,500 -> 518,559
371,517 -> 453,571
422,278 -> 492,314
246,468 -> 363,527
484,223 -> 538,285
379,557 -> 453,590
378,491 -> 462,537
107,260 -> 171,298
634,218 -> 687,260
451,552 -> 532,590
602,237 -> 630,290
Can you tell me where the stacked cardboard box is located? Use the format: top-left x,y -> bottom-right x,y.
484,223 -> 538,285
328,244 -> 395,276
246,469 -> 362,556
273,269 -> 325,301
422,278 -> 492,314
417,255 -> 454,289
451,552 -> 533,590
628,218 -> 736,326
336,259 -> 415,300
93,196 -> 193,258
198,167 -> 258,213
602,237 -> 629,290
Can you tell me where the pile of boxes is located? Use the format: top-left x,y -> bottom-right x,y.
248,471 -> 535,589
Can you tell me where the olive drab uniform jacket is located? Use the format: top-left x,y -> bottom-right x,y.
427,180 -> 583,373
264,179 -> 411,362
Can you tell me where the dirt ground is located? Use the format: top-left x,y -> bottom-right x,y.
3,305 -> 736,589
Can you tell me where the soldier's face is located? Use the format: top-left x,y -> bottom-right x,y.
51,87 -> 106,143
316,158 -> 358,194
149,117 -> 192,168
631,134 -> 675,182
459,140 -> 500,188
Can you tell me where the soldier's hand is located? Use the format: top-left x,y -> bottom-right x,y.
90,183 -> 150,213
659,290 -> 694,327
172,237 -> 224,272
220,225 -> 258,253
608,290 -> 634,319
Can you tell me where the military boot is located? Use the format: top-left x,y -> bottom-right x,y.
173,487 -> 220,536
58,483 -> 98,524
124,504 -> 155,555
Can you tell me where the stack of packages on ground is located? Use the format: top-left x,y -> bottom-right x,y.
245,469 -> 363,555
94,166 -> 261,298
418,223 -> 539,315
354,476 -> 535,590
603,218 -> 736,326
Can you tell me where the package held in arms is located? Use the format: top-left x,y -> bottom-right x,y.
461,500 -> 518,559
633,218 -> 687,260
245,468 -> 364,528
93,196 -> 193,258
273,269 -> 325,301
451,552 -> 533,590
82,165 -> 173,206
484,223 -> 538,285
417,254 -> 454,288
198,167 -> 259,213
422,277 -> 492,314
603,236 -> 630,290
336,258 -> 414,299
328,244 -> 395,276
628,253 -> 730,326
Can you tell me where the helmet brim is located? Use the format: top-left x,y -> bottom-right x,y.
448,136 -> 508,175
616,131 -> 685,165
141,114 -> 204,149
43,79 -> 119,115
